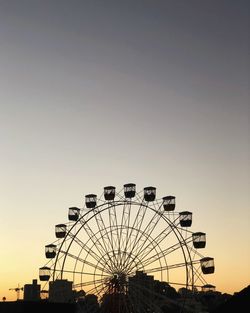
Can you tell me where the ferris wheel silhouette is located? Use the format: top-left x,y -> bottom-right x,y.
39,183 -> 215,312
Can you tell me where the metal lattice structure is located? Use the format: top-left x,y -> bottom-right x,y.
39,184 -> 215,312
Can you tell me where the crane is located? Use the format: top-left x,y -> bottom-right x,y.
9,284 -> 23,301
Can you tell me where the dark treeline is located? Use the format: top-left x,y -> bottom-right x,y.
0,285 -> 249,313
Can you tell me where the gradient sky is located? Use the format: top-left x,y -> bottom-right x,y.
0,0 -> 249,301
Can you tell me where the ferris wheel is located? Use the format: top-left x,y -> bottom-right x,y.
39,184 -> 215,312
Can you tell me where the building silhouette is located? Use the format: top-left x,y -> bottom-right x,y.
49,279 -> 74,303
23,279 -> 40,301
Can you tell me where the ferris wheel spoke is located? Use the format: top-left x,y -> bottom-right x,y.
112,203 -> 122,266
93,280 -> 109,295
81,272 -> 109,277
66,233 -> 112,273
93,207 -> 120,270
59,249 -> 110,275
117,201 -> 132,270
189,245 -> 206,259
132,214 -> 180,264
76,281 -> 107,297
53,268 -> 108,279
67,233 -> 104,263
67,226 -> 103,258
78,218 -> 115,269
128,246 -> 178,274
135,214 -> 180,258
119,201 -> 133,267
134,190 -> 144,203
93,207 -> 113,254
78,220 -> 126,273
123,201 -> 145,252
125,237 -> 167,275
82,279 -> 107,296
75,227 -> 124,276
92,284 -> 111,303
140,260 -> 200,275
107,203 -> 120,267
84,278 -> 111,303
193,264 -> 207,286
76,283 -> 109,302
125,207 -> 163,268
125,225 -> 175,273
121,202 -> 148,268
117,201 -> 128,269
133,236 -> 193,271
73,277 -> 108,288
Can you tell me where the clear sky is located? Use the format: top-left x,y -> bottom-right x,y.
0,0 -> 249,301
